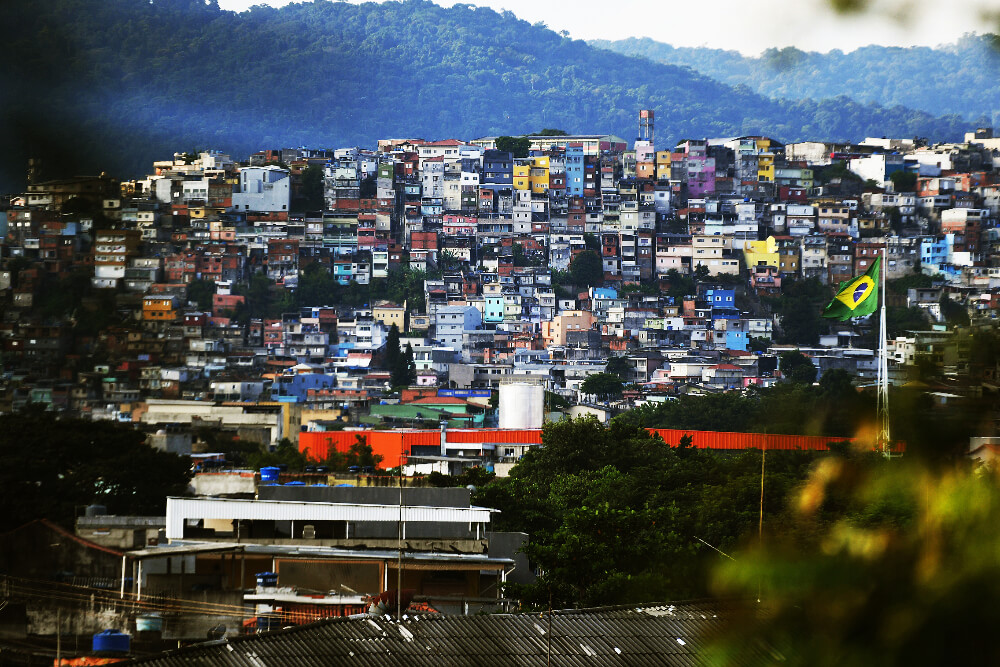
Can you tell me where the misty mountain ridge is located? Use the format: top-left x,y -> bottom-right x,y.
590,35 -> 1000,126
0,0 -> 975,191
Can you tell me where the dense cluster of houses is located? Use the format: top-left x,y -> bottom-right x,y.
3,119 -> 1000,654
2,116 -> 999,452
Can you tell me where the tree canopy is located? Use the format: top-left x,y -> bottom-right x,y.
604,356 -> 631,380
616,380 -> 988,464
296,163 -> 325,211
569,250 -> 603,288
236,265 -> 428,322
385,324 -> 417,388
889,169 -> 918,192
0,407 -> 192,530
779,350 -> 818,385
475,416 -> 821,608
580,372 -> 624,400
768,278 -> 830,345
186,278 -> 215,311
495,136 -> 531,158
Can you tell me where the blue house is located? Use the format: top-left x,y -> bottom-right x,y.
484,294 -> 505,323
705,288 -> 739,320
482,150 -> 514,187
725,330 -> 748,352
565,145 -> 585,196
920,236 -> 949,274
273,372 -> 339,403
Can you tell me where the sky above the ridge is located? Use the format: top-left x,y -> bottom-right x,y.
218,0 -> 1000,55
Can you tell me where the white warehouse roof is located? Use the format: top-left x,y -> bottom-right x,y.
166,496 -> 496,540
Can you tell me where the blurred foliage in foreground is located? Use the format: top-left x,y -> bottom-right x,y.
476,416 -> 832,608
706,457 -> 1000,665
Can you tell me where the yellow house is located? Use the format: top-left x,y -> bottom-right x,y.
529,155 -> 549,194
742,236 -> 779,269
373,302 -> 408,332
513,163 -> 530,190
758,153 -> 775,182
655,151 -> 672,179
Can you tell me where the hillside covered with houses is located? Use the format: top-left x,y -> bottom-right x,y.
4,108 -> 1000,663
2,120 -> 999,467
7,0 -> 1000,658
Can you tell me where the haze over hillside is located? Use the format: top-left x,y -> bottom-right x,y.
1,0 -> 974,191
591,35 -> 1000,125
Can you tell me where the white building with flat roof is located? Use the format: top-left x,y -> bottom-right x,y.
231,166 -> 290,212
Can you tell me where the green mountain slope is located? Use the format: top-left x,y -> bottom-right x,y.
0,0 -> 972,191
591,35 -> 1000,125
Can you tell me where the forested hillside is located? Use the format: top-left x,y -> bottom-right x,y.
591,35 -> 1000,125
1,0 -> 972,191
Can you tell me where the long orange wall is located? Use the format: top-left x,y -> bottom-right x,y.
298,428 -> 882,469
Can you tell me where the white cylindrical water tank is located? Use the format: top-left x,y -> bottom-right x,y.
499,383 -> 544,429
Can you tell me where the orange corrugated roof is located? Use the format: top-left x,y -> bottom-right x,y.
446,429 -> 543,444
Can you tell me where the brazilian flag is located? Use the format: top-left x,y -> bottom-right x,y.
822,257 -> 880,320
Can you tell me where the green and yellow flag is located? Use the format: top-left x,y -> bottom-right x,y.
822,256 -> 880,320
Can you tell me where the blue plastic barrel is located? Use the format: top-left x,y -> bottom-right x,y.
93,629 -> 131,654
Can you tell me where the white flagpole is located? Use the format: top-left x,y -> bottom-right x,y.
876,241 -> 890,457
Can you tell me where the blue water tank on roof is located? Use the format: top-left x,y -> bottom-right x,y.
93,629 -> 131,654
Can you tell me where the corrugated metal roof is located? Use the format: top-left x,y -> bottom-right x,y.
301,427 -> 896,466
125,602 -> 768,666
128,540 -> 513,568
648,428 -> 853,451
447,429 -> 544,445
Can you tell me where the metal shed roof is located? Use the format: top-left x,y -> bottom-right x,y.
127,540 -> 513,569
166,497 -> 495,540
124,601 -> 766,666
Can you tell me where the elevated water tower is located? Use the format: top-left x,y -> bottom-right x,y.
499,381 -> 544,429
639,109 -> 655,144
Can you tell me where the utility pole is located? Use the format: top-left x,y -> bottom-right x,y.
397,452 -> 403,620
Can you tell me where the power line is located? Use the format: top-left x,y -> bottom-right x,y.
3,575 -> 256,618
